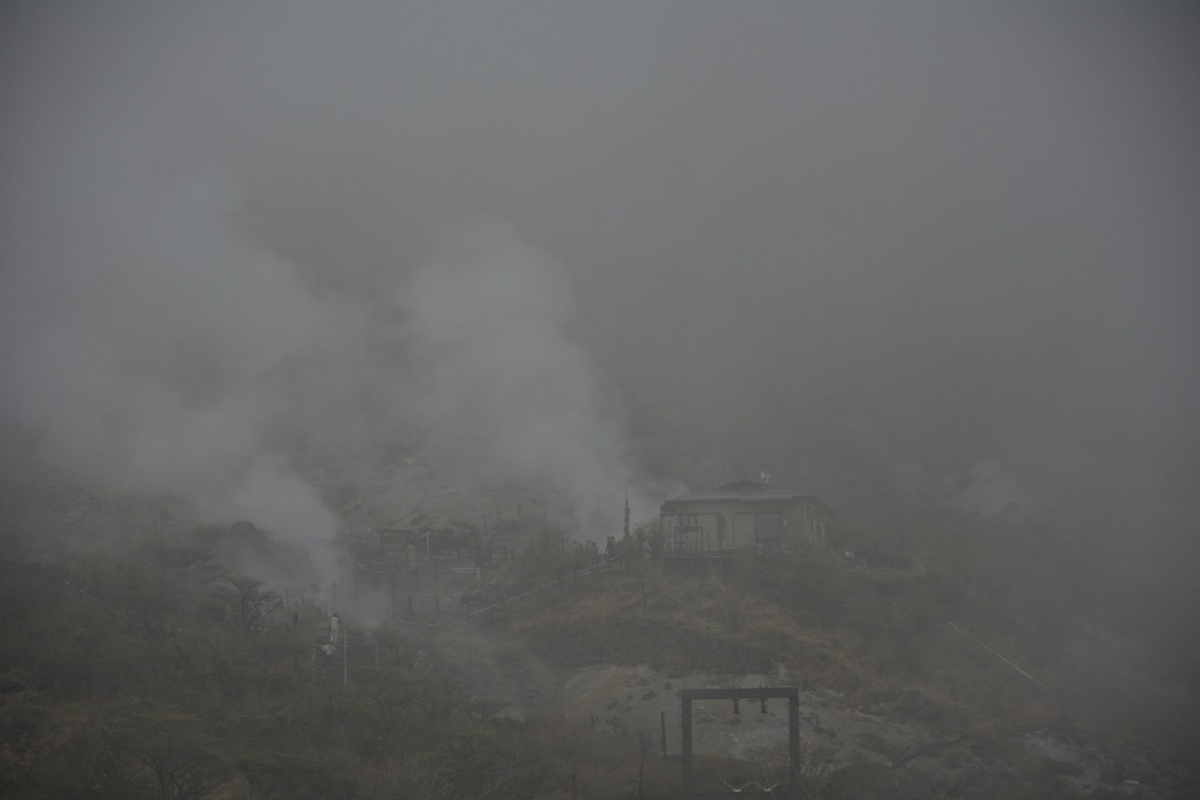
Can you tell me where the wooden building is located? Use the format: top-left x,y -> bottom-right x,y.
659,480 -> 833,556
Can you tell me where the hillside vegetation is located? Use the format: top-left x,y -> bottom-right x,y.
1,479 -> 1196,799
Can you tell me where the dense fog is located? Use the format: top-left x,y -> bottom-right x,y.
2,2 -> 1196,568
3,6 -> 1200,797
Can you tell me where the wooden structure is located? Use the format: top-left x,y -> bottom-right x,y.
660,480 -> 832,557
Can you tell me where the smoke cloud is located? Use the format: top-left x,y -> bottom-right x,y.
2,2 -> 1197,567
0,59 -> 648,559
403,223 -> 643,536
0,114 -> 344,566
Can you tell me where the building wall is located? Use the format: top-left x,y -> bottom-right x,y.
662,499 -> 831,554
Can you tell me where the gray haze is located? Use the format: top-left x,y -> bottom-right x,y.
2,3 -> 1197,565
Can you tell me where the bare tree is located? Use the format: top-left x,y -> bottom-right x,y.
219,576 -> 283,635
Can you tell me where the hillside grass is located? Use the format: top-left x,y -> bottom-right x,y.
498,548 -> 1200,758
3,480 -> 1196,799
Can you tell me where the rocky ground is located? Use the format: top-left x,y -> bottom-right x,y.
6,457 -> 1193,798
320,450 -> 1194,799
425,628 -> 1189,798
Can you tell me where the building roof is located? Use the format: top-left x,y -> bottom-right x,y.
661,480 -> 833,514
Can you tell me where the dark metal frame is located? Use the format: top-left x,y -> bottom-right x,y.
680,687 -> 801,798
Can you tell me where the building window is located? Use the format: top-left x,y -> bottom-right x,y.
756,514 -> 782,549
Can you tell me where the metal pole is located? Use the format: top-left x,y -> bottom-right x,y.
681,696 -> 693,797
342,627 -> 348,686
788,692 -> 800,800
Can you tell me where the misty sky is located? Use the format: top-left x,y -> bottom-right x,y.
2,2 -> 1197,538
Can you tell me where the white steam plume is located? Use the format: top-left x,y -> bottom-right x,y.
0,120 -> 343,574
0,114 -> 653,567
403,224 -> 648,540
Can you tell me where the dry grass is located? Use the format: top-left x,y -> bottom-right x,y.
498,550 -> 1200,774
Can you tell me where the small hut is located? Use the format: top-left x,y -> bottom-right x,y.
659,480 -> 833,557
